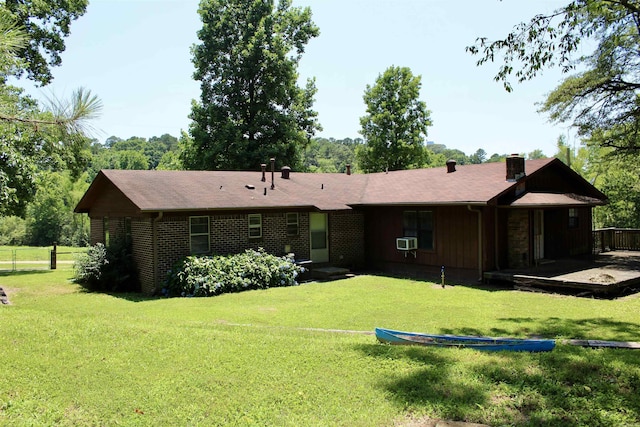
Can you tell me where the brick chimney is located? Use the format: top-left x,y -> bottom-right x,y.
446,159 -> 456,173
506,154 -> 525,181
281,166 -> 291,179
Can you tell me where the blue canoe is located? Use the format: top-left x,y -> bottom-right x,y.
375,327 -> 555,352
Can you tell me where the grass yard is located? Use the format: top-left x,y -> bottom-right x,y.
1,271 -> 640,426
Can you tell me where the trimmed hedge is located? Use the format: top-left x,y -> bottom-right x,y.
164,248 -> 305,297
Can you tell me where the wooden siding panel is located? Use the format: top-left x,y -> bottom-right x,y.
364,206 -> 480,271
86,185 -> 140,217
483,207 -> 497,271
542,207 -> 593,259
498,163 -> 606,207
568,207 -> 593,255
462,209 -> 473,269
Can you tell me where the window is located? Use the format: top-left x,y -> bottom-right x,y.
248,214 -> 262,238
403,210 -> 434,250
103,217 -> 110,247
286,213 -> 299,236
568,208 -> 579,229
190,216 -> 210,254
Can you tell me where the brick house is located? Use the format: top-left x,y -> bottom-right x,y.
75,156 -> 607,294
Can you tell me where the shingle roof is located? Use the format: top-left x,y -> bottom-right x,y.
510,192 -> 607,207
357,159 -> 551,205
77,169 -> 370,212
75,157 -> 606,214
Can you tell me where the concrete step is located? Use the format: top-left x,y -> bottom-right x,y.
313,266 -> 351,281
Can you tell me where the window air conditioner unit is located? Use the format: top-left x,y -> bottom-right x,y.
396,237 -> 417,251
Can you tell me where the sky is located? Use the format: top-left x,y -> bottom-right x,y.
18,0 -> 575,157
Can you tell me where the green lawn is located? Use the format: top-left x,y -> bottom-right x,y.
1,271 -> 639,426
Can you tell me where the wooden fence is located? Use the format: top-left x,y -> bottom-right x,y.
593,228 -> 640,253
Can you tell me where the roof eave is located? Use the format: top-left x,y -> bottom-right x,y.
349,201 -> 489,207
502,202 -> 607,208
137,204 -> 337,214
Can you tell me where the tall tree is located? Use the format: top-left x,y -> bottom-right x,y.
467,1 -> 640,155
0,85 -> 98,216
4,0 -> 88,85
594,154 -> 640,227
356,66 -> 432,173
185,0 -> 321,171
0,8 -> 100,216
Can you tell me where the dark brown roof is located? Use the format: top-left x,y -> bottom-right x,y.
75,158 -> 607,214
76,169 -> 369,213
357,158 -> 551,205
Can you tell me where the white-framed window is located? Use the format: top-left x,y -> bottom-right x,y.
286,212 -> 299,236
248,214 -> 262,238
190,216 -> 210,254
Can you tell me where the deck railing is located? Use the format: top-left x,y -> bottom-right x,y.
593,228 -> 640,253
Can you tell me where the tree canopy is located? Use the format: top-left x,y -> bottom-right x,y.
356,66 -> 432,173
467,0 -> 640,154
0,84 -> 99,216
4,0 -> 88,85
184,0 -> 321,171
303,137 -> 360,173
0,5 -> 99,217
87,133 -> 182,179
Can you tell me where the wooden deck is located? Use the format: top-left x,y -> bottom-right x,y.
484,251 -> 640,295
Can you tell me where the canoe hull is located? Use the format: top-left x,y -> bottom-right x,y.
375,327 -> 555,352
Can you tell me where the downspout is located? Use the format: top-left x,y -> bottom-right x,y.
467,205 -> 483,281
494,207 -> 500,270
152,211 -> 164,294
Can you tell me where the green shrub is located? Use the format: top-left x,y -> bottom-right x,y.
164,248 -> 305,297
74,243 -> 108,288
74,238 -> 139,293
